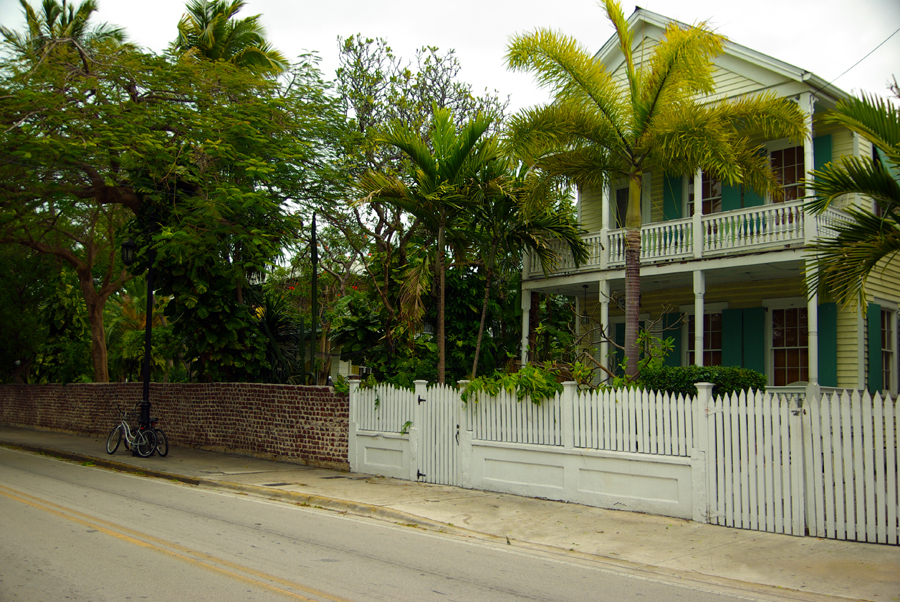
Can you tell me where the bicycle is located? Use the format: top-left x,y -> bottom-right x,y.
106,406 -> 157,458
150,417 -> 168,457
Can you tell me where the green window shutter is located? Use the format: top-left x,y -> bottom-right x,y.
722,308 -> 743,367
742,307 -> 766,376
813,134 -> 832,172
662,313 -> 682,367
818,302 -> 838,387
743,186 -> 764,208
663,175 -> 682,221
721,183 -> 741,212
867,303 -> 882,393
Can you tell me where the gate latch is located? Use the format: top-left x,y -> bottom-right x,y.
418,396 -> 426,404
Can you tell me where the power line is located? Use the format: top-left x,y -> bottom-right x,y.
817,26 -> 900,94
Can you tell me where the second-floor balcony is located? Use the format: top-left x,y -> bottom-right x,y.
527,199 -> 850,279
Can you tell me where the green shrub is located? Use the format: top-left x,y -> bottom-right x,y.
639,365 -> 767,398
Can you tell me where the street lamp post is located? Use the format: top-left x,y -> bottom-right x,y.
121,237 -> 155,429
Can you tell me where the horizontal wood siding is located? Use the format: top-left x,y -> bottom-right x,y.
580,183 -> 604,232
836,303 -> 862,390
637,278 -> 804,321
650,169 -> 665,222
711,66 -> 763,98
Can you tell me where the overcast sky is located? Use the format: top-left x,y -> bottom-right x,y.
1,0 -> 898,112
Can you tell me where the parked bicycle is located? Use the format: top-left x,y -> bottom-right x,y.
106,406 -> 156,457
150,417 -> 168,457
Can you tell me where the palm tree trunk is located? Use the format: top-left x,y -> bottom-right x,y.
471,266 -> 494,379
624,227 -> 641,378
437,225 -> 446,384
624,171 -> 643,379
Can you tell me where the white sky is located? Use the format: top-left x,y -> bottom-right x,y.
1,0 -> 898,112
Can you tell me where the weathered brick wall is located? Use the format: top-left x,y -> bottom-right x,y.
0,383 -> 349,470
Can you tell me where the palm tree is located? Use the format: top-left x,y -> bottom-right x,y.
506,0 -> 805,377
1,0 -> 126,58
806,93 -> 900,306
466,158 -> 589,378
171,0 -> 287,76
359,107 -> 497,383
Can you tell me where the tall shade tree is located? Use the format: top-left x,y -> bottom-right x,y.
171,0 -> 287,76
806,93 -> 900,306
0,0 -> 126,59
358,107 -> 497,383
507,0 -> 806,377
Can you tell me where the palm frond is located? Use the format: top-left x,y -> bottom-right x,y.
808,156 -> 900,214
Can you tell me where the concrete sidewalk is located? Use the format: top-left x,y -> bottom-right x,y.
1,425 -> 897,602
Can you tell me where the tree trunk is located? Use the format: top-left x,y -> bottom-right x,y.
83,286 -> 110,383
624,171 -> 644,379
624,228 -> 641,378
527,292 -> 539,364
436,225 -> 446,383
471,266 -> 494,379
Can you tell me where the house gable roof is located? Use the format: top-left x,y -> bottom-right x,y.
595,7 -> 847,107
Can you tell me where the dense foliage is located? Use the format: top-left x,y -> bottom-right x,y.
639,365 -> 768,398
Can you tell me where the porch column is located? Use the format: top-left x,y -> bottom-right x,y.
692,169 -> 703,259
520,290 -> 532,366
801,92 -> 817,245
600,182 -> 610,270
693,270 -> 705,366
801,91 -> 819,387
599,280 -> 610,384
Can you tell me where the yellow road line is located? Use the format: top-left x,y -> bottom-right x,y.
0,483 -> 354,602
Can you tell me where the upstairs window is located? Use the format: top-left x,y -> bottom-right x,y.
687,171 -> 722,215
772,145 -> 805,202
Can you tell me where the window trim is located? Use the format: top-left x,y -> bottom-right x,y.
874,297 -> 898,396
764,297 -> 809,387
678,302 -> 728,366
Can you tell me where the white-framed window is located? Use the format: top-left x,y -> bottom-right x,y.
685,170 -> 722,215
680,302 -> 727,367
765,298 -> 809,386
771,144 -> 806,202
881,308 -> 895,393
875,299 -> 898,395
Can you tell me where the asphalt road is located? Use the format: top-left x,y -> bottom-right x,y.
0,447 -> 792,601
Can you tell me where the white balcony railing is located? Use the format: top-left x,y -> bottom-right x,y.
527,200 -> 850,279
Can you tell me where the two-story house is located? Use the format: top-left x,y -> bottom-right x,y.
519,8 -> 899,395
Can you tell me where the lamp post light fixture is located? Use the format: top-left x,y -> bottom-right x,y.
121,236 -> 154,431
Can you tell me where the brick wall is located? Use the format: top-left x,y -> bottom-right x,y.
0,383 -> 349,470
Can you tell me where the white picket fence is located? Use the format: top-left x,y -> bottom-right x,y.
349,380 -> 900,545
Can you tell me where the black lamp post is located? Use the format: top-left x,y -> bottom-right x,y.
121,237 -> 155,429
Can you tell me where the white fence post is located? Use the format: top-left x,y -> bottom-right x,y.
562,381 -> 577,450
692,382 -> 714,523
789,394 -> 806,536
348,376 -> 360,472
457,380 -> 472,488
412,380 -> 426,482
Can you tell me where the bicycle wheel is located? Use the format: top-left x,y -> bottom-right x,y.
154,428 -> 169,457
134,429 -> 157,458
105,426 -> 121,454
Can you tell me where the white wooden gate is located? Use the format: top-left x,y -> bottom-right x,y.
416,383 -> 462,486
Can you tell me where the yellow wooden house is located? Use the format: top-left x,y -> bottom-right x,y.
519,8 -> 898,395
